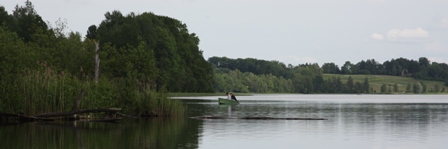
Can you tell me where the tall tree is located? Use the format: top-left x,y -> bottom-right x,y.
363,77 -> 370,93
347,76 -> 354,93
11,0 -> 50,43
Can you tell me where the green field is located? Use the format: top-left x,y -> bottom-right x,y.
323,74 -> 446,93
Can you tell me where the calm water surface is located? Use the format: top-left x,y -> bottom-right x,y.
2,94 -> 448,149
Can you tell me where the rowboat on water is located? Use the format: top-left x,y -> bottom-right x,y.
218,98 -> 239,105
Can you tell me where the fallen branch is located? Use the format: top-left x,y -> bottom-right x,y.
0,112 -> 53,122
33,108 -> 121,118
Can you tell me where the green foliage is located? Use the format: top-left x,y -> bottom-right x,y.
322,63 -> 340,74
347,76 -> 354,93
0,2 -> 185,116
96,11 -> 214,92
413,82 -> 422,94
381,84 -> 387,93
209,57 -> 291,79
406,83 -> 412,93
393,83 -> 399,92
434,84 -> 440,92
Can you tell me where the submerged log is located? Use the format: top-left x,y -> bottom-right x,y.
241,117 -> 326,120
33,108 -> 121,118
0,112 -> 54,122
190,116 -> 326,120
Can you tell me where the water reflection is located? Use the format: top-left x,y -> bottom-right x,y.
183,95 -> 448,149
2,95 -> 448,149
0,118 -> 201,149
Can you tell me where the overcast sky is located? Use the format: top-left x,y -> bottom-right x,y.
3,0 -> 448,66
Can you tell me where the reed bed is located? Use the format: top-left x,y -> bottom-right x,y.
0,66 -> 184,117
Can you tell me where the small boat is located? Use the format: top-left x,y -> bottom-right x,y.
218,98 -> 239,105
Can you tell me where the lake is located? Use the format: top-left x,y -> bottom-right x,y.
2,94 -> 448,149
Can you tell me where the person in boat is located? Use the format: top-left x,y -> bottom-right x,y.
226,92 -> 231,100
230,93 -> 237,100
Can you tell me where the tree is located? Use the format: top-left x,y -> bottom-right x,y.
363,77 -> 370,93
322,63 -> 340,74
406,83 -> 412,93
421,82 -> 427,93
435,84 -> 440,92
393,83 -> 399,92
381,84 -> 387,93
413,82 -> 422,94
347,76 -> 354,93
11,0 -> 51,43
86,25 -> 98,40
96,11 -> 214,92
341,61 -> 354,74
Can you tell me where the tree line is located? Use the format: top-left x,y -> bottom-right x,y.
322,58 -> 448,83
209,56 -> 447,94
212,61 -> 371,94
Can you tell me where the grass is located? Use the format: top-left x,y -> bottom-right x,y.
323,74 -> 447,93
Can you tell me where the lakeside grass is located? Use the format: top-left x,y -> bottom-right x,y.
323,74 -> 447,93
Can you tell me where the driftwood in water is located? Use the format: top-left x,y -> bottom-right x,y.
0,112 -> 54,122
33,108 -> 121,118
190,116 -> 326,120
0,108 -> 121,122
76,118 -> 122,123
241,117 -> 326,120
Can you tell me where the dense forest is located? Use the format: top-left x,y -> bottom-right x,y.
321,58 -> 448,81
209,56 -> 448,94
0,1 -> 214,115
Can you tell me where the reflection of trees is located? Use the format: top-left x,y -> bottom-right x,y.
0,118 -> 201,149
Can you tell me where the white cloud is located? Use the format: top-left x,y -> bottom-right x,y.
387,27 -> 428,40
441,19 -> 448,28
371,33 -> 384,40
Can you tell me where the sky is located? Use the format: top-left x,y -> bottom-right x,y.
2,0 -> 448,66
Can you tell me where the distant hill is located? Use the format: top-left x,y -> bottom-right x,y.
323,74 -> 446,93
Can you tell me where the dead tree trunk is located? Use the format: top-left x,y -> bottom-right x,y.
94,41 -> 100,84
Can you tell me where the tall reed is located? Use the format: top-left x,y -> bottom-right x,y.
1,65 -> 184,117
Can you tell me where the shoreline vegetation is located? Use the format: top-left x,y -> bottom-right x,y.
2,1 -> 202,122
